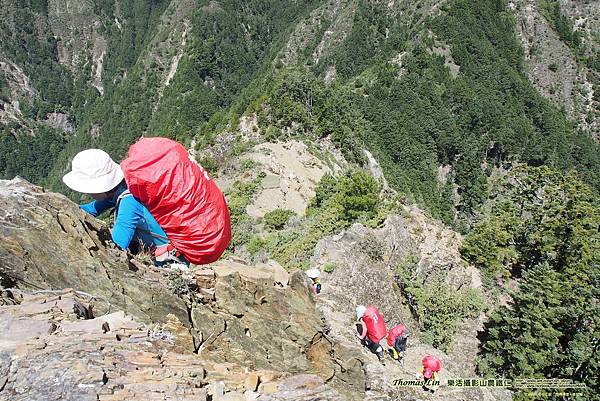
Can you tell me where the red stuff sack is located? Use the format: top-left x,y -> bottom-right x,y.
121,137 -> 231,265
386,324 -> 406,347
363,306 -> 387,343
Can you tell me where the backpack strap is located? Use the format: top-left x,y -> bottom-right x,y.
394,334 -> 408,352
114,190 -> 169,242
114,190 -> 132,221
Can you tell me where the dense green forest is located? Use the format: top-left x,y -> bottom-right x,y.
0,124 -> 65,183
248,0 -> 600,225
149,0 -> 324,140
463,166 -> 599,400
2,0 -> 599,220
0,2 -> 73,109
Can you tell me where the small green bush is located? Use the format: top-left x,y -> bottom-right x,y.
356,236 -> 385,262
411,282 -> 484,349
395,259 -> 485,351
231,140 -> 256,156
308,170 -> 381,223
168,272 -> 190,295
199,155 -> 219,174
264,125 -> 284,141
263,208 -> 295,230
226,176 -> 262,251
239,158 -> 259,171
322,262 -> 336,273
246,235 -> 268,256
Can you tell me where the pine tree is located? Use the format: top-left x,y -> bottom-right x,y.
470,166 -> 600,400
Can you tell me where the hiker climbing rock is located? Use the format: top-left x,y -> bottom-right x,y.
63,138 -> 231,266
63,148 -> 181,265
386,323 -> 408,363
355,305 -> 387,365
306,268 -> 321,297
416,355 -> 442,393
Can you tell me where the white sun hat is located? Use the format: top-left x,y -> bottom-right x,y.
306,268 -> 321,279
356,305 -> 367,319
62,149 -> 124,194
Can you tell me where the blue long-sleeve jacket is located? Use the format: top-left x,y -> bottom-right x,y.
80,183 -> 169,250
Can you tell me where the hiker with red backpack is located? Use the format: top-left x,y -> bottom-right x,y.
355,305 -> 387,365
62,138 -> 231,266
386,323 -> 409,363
416,355 -> 442,393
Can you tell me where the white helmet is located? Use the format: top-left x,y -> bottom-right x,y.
63,149 -> 124,194
306,268 -> 320,279
355,305 -> 367,319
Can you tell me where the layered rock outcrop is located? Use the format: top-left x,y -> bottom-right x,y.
0,289 -> 346,401
0,290 -> 205,401
189,263 -> 366,400
0,178 -> 364,400
0,177 -> 189,324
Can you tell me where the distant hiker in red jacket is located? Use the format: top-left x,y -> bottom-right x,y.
355,305 -> 387,365
416,355 -> 442,393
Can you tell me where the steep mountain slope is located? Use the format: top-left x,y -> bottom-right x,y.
510,0 -> 600,135
1,0 -> 599,220
0,176 -> 512,401
1,1 -> 599,399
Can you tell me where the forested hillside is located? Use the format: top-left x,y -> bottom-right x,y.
0,0 -> 599,399
2,0 -> 598,221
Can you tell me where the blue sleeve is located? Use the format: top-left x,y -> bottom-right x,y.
80,199 -> 112,217
111,196 -> 144,250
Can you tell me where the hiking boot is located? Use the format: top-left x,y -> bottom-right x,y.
155,247 -> 190,268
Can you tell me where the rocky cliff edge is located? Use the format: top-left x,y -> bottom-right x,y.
0,178 -> 364,401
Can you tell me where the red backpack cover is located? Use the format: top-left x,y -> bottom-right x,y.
363,306 -> 387,343
422,355 -> 442,372
386,324 -> 406,347
121,137 -> 231,265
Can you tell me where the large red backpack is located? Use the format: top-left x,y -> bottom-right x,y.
121,137 -> 231,265
363,306 -> 387,343
386,324 -> 406,347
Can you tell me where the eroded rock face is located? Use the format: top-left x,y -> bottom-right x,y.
0,289 -> 346,401
509,0 -> 599,135
190,262 -> 367,400
0,290 -> 207,401
246,140 -> 345,217
0,179 -> 363,400
0,178 -> 188,325
43,112 -> 75,134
